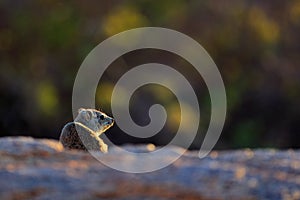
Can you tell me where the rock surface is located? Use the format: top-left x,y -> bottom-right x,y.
0,137 -> 300,200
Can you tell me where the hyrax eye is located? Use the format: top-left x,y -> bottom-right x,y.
100,115 -> 104,120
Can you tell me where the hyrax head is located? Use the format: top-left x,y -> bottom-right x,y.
75,108 -> 114,135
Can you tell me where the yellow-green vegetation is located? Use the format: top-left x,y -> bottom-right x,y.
36,81 -> 59,117
0,1 -> 299,149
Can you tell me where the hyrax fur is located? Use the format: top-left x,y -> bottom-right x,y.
59,108 -> 114,153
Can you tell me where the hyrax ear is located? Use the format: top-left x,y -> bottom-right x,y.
83,110 -> 93,121
78,108 -> 86,113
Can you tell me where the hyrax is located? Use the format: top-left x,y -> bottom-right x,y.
59,108 -> 114,153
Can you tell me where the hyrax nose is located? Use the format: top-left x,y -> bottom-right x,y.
110,118 -> 114,124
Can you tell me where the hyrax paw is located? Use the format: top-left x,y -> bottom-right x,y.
100,143 -> 108,153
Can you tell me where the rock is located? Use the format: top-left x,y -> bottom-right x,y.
0,137 -> 300,200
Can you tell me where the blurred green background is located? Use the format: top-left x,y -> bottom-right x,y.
0,0 -> 299,149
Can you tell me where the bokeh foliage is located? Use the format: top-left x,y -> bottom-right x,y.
0,0 -> 299,149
